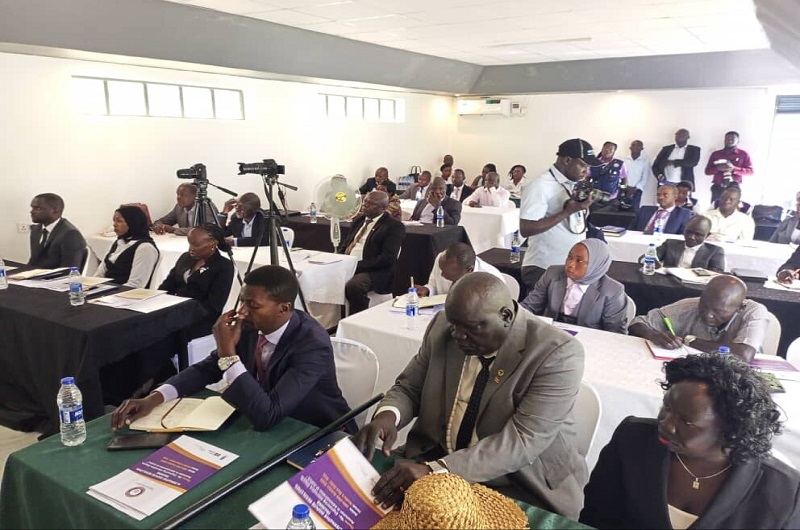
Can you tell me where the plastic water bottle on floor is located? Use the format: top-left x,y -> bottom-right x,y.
510,231 -> 522,263
287,504 -> 315,529
642,243 -> 657,276
0,258 -> 8,290
68,267 -> 85,306
435,205 -> 444,227
405,287 -> 419,330
309,202 -> 317,224
57,377 -> 86,446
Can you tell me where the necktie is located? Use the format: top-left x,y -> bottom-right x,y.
345,218 -> 373,255
39,228 -> 49,248
646,209 -> 667,232
456,356 -> 495,450
254,335 -> 269,383
452,187 -> 460,200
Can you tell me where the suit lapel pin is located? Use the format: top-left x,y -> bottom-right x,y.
494,369 -> 504,384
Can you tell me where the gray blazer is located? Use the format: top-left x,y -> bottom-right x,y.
28,218 -> 86,269
399,183 -> 428,200
521,266 -> 629,334
770,215 -> 798,244
410,196 -> 462,225
380,306 -> 588,519
155,201 -> 219,236
656,239 -> 726,273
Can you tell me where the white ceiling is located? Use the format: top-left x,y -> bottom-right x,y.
162,0 -> 770,65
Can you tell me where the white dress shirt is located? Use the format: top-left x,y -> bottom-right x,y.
424,251 -> 505,296
418,203 -> 436,223
39,218 -> 62,245
704,209 -> 755,241
469,186 -> 510,207
561,278 -> 589,316
645,205 -> 676,231
678,243 -> 703,268
94,239 -> 159,288
624,155 -> 653,189
349,213 -> 384,259
664,145 -> 686,183
450,185 -> 465,201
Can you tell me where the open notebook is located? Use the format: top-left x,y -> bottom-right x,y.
128,396 -> 235,433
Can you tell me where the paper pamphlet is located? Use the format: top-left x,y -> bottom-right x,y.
392,293 -> 448,309
115,288 -> 164,300
8,268 -> 68,280
87,435 -> 238,520
90,292 -> 188,313
764,278 -> 800,291
129,397 -> 235,433
249,438 -> 390,529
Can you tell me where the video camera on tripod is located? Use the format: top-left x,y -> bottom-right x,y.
176,163 -> 208,183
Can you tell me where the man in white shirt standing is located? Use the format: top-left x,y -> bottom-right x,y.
414,242 -> 504,297
704,186 -> 755,242
519,138 -> 600,289
468,172 -> 511,207
621,140 -> 655,209
651,129 -> 702,187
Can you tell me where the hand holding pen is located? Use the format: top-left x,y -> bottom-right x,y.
658,317 -> 685,350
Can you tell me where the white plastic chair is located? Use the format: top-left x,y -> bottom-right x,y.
625,295 -> 637,329
574,380 -> 602,458
330,337 -> 380,427
762,311 -> 781,356
500,272 -> 520,300
187,334 -> 217,367
786,337 -> 800,369
281,227 -> 295,249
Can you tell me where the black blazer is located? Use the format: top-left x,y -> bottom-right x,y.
167,310 -> 355,433
630,206 -> 693,234
410,197 -> 462,225
337,214 -> 405,294
359,177 -> 397,195
580,417 -> 800,529
448,184 -> 475,203
158,250 -> 235,340
652,144 -> 701,186
28,218 -> 86,269
656,240 -> 726,273
222,212 -> 268,247
779,245 -> 800,274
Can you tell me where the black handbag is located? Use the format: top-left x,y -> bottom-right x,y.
751,205 -> 784,223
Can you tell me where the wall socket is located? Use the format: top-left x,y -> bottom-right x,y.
17,222 -> 30,234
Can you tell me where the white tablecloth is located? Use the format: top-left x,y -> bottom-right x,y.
607,231 -> 795,273
336,301 -> 800,471
399,200 -> 519,253
86,234 -> 358,309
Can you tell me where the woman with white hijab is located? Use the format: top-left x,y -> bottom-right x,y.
521,239 -> 629,333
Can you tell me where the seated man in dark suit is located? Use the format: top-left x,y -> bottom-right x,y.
410,177 -> 461,225
111,265 -> 355,433
28,193 -> 87,269
153,183 -> 220,236
338,191 -> 405,314
219,192 -> 267,247
359,166 -> 397,196
629,183 -> 692,234
776,245 -> 800,285
648,215 -> 726,272
448,168 -> 474,203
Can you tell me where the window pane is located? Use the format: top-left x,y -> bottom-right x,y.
364,98 -> 379,121
213,89 -> 244,120
379,99 -> 395,122
346,97 -> 363,120
72,78 -> 107,115
182,86 -> 213,119
146,84 -> 182,117
107,81 -> 146,116
327,95 -> 345,119
395,98 -> 406,123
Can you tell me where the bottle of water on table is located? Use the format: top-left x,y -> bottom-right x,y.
309,202 -> 317,224
287,504 -> 315,529
68,267 -> 85,306
653,217 -> 665,243
0,258 -> 8,290
642,243 -> 657,276
57,376 -> 86,446
510,230 -> 521,263
406,287 -> 419,330
435,205 -> 444,227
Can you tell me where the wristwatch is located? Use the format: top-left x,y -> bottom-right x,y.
425,459 -> 449,475
684,335 -> 697,345
217,355 -> 241,372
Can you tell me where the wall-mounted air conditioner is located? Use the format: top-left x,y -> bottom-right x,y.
457,98 -> 512,116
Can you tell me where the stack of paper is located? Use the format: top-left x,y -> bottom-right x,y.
91,290 -> 189,313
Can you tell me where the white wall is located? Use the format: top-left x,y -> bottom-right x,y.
453,89 -> 780,209
0,52 -> 455,263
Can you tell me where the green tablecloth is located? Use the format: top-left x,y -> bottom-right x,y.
1,411 -> 591,529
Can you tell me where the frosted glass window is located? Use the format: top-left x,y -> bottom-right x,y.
73,78 -> 107,115
107,81 -> 146,116
379,99 -> 395,122
327,95 -> 345,119
346,97 -> 363,120
182,86 -> 214,119
146,84 -> 182,117
364,98 -> 379,121
394,98 -> 406,123
213,89 -> 244,119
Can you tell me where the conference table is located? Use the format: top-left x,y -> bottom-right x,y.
478,248 -> 800,357
0,411 -> 589,529
281,215 -> 471,296
335,300 -> 800,472
0,264 -> 202,436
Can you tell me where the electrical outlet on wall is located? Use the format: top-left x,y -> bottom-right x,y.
17,222 -> 30,234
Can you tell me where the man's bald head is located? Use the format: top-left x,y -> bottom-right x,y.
362,190 -> 389,218
445,272 -> 514,356
698,275 -> 747,328
683,215 -> 712,248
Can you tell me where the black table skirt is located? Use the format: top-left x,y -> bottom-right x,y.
283,216 -> 471,296
479,248 -> 800,357
589,204 -> 637,229
0,272 -> 202,434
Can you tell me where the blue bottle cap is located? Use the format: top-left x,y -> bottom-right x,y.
70,267 -> 79,272
61,376 -> 75,385
292,504 -> 310,519
718,346 -> 731,354
408,287 -> 417,294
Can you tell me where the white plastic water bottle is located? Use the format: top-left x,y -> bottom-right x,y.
653,217 -> 665,243
287,504 -> 315,529
309,202 -> 317,224
68,267 -> 85,306
405,287 -> 419,330
435,205 -> 444,227
57,376 -> 86,446
415,188 -> 423,202
643,243 -> 657,276
0,258 -> 8,290
510,231 -> 522,263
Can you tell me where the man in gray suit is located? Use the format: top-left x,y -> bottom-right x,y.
650,215 -> 726,273
355,273 -> 587,519
28,193 -> 86,269
153,183 -> 219,236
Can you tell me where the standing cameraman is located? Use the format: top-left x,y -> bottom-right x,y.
519,139 -> 601,289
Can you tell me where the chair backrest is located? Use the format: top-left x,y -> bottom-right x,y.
574,380 -> 602,458
786,337 -> 800,369
330,337 -> 380,427
281,227 -> 295,249
80,247 -> 91,276
762,311 -> 781,356
625,295 -> 637,330
123,202 -> 153,226
500,272 -> 520,300
186,333 -> 217,369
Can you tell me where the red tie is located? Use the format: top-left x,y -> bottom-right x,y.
254,335 -> 269,383
646,209 -> 667,232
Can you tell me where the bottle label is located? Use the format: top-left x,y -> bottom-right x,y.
0,269 -> 5,278
59,405 -> 84,424
511,245 -> 520,253
405,305 -> 418,317
69,282 -> 82,293
644,257 -> 656,265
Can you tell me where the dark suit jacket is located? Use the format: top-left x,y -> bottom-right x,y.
656,240 -> 726,273
580,417 -> 800,529
158,251 -> 235,340
359,177 -> 396,195
166,310 -> 355,432
28,218 -> 86,269
447,184 -> 475,203
221,212 -> 268,246
337,214 -> 405,294
779,245 -> 800,274
770,215 -> 798,244
410,197 -> 461,225
630,206 -> 692,234
652,144 -> 701,185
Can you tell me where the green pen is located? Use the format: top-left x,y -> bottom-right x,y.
663,317 -> 677,337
